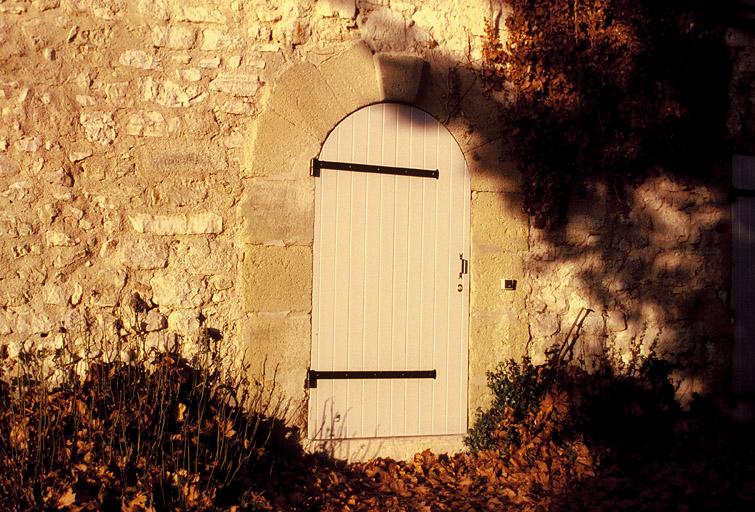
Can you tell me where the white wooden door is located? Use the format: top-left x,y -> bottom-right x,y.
309,103 -> 470,439
732,154 -> 755,393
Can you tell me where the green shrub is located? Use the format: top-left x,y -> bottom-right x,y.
465,342 -> 681,458
464,358 -> 551,453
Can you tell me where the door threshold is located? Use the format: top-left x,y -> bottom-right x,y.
303,433 -> 467,462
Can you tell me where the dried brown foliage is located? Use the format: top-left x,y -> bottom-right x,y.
0,329 -> 280,512
2,319 -> 753,511
258,386 -> 596,512
482,0 -> 729,227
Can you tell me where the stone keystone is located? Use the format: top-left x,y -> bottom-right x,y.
373,52 -> 426,103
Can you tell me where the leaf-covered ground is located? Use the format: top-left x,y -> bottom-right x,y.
3,342 -> 755,511
257,400 -> 755,511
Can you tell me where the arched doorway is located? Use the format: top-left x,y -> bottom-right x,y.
308,103 -> 471,440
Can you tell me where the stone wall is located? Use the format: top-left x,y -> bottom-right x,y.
524,177 -> 730,401
0,0 -> 738,457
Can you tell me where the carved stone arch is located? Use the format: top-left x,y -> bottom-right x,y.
238,41 -> 528,460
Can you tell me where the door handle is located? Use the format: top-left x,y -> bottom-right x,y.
459,253 -> 468,279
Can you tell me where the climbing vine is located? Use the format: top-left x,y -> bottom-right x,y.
481,0 -> 730,227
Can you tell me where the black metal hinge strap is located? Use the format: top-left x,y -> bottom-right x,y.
307,369 -> 436,388
730,187 -> 755,202
311,158 -> 439,179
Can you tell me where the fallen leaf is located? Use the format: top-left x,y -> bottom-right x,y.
57,488 -> 76,509
177,403 -> 187,422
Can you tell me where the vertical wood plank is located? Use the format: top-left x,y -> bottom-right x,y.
404,107 -> 425,436
390,104 -> 411,436
377,103 -> 398,436
418,115 -> 439,435
309,145 -> 323,439
361,104 -> 383,435
448,138 -> 469,433
461,154 -> 471,431
432,123 -> 451,434
346,107 -> 368,436
332,118 -> 353,439
314,124 -> 339,438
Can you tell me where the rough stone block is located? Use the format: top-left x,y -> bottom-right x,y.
124,111 -> 167,137
179,6 -> 226,23
267,61 -> 343,140
128,213 -> 223,235
606,310 -> 627,332
87,267 -> 128,308
471,191 -> 528,253
45,230 -> 76,247
315,0 -> 356,19
457,78 -> 501,136
120,239 -> 169,270
241,312 -> 311,406
79,111 -> 116,145
15,136 -> 42,152
143,77 -> 200,107
152,25 -> 197,49
240,178 -> 314,245
468,141 -> 522,192
150,272 -> 206,309
530,312 -> 561,338
358,6 -> 410,50
171,238 -> 235,274
187,213 -> 223,234
243,109 -> 320,178
68,147 -> 93,163
468,308 -> 529,412
178,68 -> 201,82
209,73 -> 260,97
470,251 -> 525,313
242,244 -> 312,312
374,52 -> 425,103
0,155 -> 19,176
201,28 -> 240,51
13,309 -> 54,335
129,214 -> 187,235
119,50 -> 159,69
168,310 -> 201,337
136,139 -> 227,175
143,309 -> 167,331
43,284 -> 67,305
319,41 -> 381,114
0,310 -> 11,335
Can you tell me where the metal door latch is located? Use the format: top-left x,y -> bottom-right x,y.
459,253 -> 468,279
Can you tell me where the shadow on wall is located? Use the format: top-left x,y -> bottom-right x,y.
359,0 -> 733,398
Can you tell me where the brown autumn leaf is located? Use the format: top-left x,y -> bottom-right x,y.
56,487 -> 76,509
177,403 -> 187,422
9,419 -> 29,451
121,493 -> 152,512
223,421 -> 236,438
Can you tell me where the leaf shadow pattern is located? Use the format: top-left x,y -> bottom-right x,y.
362,0 -> 735,397
472,0 -> 733,395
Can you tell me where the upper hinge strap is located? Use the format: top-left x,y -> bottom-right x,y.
311,158 -> 439,179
